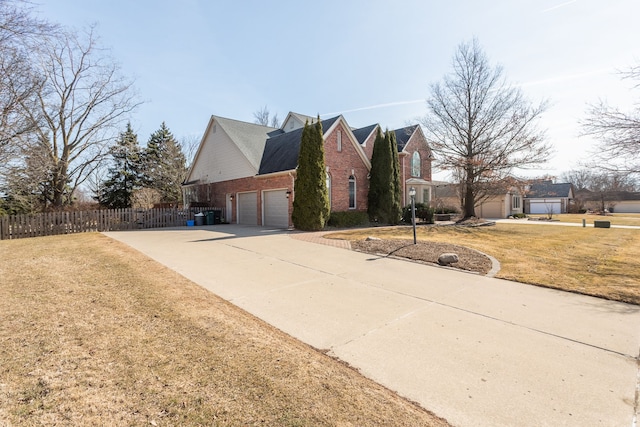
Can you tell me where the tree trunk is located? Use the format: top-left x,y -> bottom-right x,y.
463,183 -> 476,218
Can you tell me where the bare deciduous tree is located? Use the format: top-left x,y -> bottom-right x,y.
253,105 -> 280,128
12,26 -> 140,208
582,65 -> 640,175
0,0 -> 57,165
421,39 -> 551,219
560,168 -> 638,212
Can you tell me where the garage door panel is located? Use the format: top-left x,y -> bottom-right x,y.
264,189 -> 289,228
530,201 -> 561,214
478,201 -> 503,218
238,192 -> 257,225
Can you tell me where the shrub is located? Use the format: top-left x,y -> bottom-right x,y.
327,211 -> 370,228
512,213 -> 527,219
401,203 -> 434,224
434,206 -> 459,214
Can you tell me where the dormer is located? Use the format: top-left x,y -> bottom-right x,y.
281,112 -> 317,133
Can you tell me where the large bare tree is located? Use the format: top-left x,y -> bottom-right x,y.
11,26 -> 139,208
0,0 -> 57,165
422,39 -> 551,219
253,105 -> 280,128
582,65 -> 640,175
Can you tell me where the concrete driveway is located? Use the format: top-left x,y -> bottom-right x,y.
104,225 -> 640,427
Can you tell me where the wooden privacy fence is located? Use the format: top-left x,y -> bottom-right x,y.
0,207 -> 222,240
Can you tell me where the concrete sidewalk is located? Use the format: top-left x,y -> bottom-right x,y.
104,225 -> 640,427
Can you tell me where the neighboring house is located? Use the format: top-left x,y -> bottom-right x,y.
183,112 -> 433,228
523,181 -> 574,214
431,183 -> 523,218
612,192 -> 640,213
574,189 -> 640,213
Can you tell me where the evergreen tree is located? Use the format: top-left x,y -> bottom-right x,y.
98,123 -> 142,208
142,122 -> 187,205
388,130 -> 403,225
292,118 -> 330,231
367,128 -> 395,223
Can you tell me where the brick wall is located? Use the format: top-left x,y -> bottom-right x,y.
186,118 -> 373,226
404,131 -> 432,182
323,122 -> 370,212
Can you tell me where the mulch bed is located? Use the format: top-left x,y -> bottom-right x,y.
351,239 -> 493,275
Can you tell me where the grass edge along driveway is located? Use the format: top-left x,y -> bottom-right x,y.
327,222 -> 640,305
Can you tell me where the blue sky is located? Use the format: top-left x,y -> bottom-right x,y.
39,0 -> 640,179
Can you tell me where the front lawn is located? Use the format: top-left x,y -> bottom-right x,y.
327,223 -> 640,305
524,213 -> 640,226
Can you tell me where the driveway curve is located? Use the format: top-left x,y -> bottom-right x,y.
104,225 -> 640,427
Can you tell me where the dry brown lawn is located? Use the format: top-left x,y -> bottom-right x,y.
0,233 -> 449,427
328,223 -> 640,305
527,213 -> 640,226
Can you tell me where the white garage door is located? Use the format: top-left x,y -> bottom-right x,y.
237,192 -> 257,225
263,189 -> 289,228
530,201 -> 561,215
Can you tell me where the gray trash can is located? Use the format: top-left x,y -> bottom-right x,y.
194,212 -> 205,226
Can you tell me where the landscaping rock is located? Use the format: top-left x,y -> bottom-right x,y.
365,236 -> 382,241
438,253 -> 459,266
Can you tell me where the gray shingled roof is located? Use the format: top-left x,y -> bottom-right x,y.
526,182 -> 573,198
258,116 -> 340,175
394,125 -> 418,151
214,115 -> 277,170
352,124 -> 378,145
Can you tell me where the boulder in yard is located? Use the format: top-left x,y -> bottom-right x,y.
438,253 -> 459,266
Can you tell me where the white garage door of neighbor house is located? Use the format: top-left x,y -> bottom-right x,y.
530,201 -> 561,215
263,189 -> 289,228
237,192 -> 258,225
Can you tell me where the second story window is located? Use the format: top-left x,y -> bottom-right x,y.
411,152 -> 421,177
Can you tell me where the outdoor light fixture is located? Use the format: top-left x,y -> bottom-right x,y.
229,194 -> 234,201
286,190 -> 292,198
409,187 -> 417,244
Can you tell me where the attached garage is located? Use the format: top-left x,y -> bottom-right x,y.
528,199 -> 562,215
237,192 -> 258,225
614,200 -> 640,213
263,189 -> 289,228
476,199 -> 505,218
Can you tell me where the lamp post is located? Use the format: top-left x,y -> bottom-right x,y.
409,186 -> 416,244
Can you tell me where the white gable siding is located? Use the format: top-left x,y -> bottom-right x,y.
189,124 -> 257,183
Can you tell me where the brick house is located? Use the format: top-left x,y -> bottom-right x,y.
182,112 -> 433,228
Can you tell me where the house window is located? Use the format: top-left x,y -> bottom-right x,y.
337,130 -> 342,152
512,195 -> 521,209
348,175 -> 356,209
423,188 -> 430,204
411,152 -> 421,177
326,173 -> 332,209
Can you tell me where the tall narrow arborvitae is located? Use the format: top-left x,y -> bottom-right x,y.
292,118 -> 330,231
367,128 -> 395,223
388,129 -> 403,224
